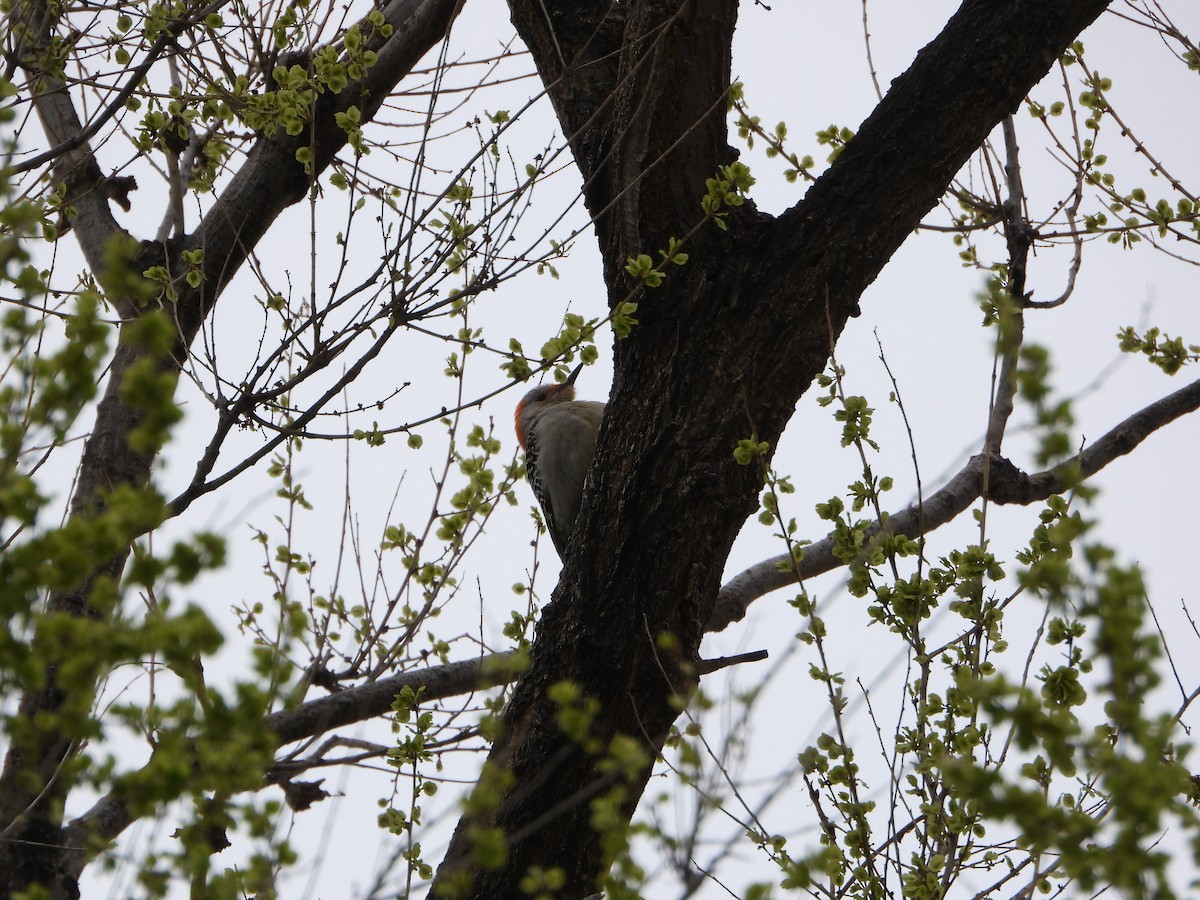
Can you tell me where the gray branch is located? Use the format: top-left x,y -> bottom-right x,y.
711,375 -> 1200,630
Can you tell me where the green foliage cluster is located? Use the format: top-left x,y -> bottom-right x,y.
700,161 -> 755,231
1118,326 -> 1199,374
732,85 -> 814,185
1026,43 -> 1200,250
0,149 -> 311,896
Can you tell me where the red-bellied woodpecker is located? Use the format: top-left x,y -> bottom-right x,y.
513,364 -> 605,556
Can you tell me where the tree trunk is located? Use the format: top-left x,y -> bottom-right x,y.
432,1 -> 1113,895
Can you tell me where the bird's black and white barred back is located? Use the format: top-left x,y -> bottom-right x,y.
513,365 -> 605,556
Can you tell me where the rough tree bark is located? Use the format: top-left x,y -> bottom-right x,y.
431,0 -> 1114,896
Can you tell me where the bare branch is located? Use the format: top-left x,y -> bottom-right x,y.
179,0 -> 466,341
711,375 -> 1200,631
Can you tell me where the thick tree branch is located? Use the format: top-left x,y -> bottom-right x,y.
62,651 -> 520,872
713,374 -> 1200,630
260,376 -> 1200,727
1,9 -> 161,884
65,641 -> 771,863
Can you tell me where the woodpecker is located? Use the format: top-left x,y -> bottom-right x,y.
514,364 -> 605,557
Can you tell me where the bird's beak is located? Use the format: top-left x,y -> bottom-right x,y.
565,361 -> 584,386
